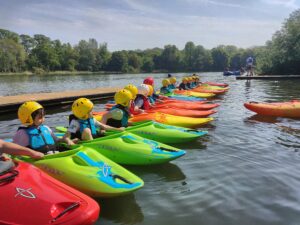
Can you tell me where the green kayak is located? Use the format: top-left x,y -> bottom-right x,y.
57,120 -> 207,144
15,145 -> 144,197
55,129 -> 186,165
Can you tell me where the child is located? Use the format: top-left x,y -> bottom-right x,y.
179,77 -> 189,90
160,79 -> 172,95
169,77 -> 177,89
13,101 -> 70,154
134,84 -> 151,110
101,89 -> 132,128
65,98 -> 123,142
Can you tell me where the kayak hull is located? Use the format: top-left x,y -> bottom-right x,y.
78,132 -> 186,165
104,121 -> 208,144
0,161 -> 99,224
16,146 -> 144,197
244,101 -> 300,118
128,112 -> 214,128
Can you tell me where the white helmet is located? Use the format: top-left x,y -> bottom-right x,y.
137,84 -> 149,96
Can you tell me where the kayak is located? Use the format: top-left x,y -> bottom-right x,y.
16,146 -> 144,197
154,102 -> 220,110
224,71 -> 240,76
168,95 -> 206,101
146,107 -> 216,117
174,89 -> 215,98
68,132 -> 185,165
244,100 -> 300,118
192,87 -> 228,94
203,82 -> 228,87
0,160 -> 99,224
58,120 -> 207,144
127,112 -> 213,128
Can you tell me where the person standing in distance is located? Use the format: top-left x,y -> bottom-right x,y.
246,56 -> 254,76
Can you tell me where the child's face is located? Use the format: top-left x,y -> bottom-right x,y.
88,110 -> 94,118
33,112 -> 45,126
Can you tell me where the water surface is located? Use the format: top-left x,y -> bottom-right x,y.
1,73 -> 300,225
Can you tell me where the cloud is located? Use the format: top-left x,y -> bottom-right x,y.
262,0 -> 299,8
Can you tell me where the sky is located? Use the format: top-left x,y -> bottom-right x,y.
0,0 -> 299,51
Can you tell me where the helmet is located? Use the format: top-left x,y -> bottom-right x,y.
170,77 -> 177,84
18,101 -> 43,125
72,98 -> 94,120
143,77 -> 154,86
146,84 -> 154,96
162,79 -> 170,87
124,84 -> 138,99
137,84 -> 149,96
114,89 -> 132,107
182,77 -> 188,82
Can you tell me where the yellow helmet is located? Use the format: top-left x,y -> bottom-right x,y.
146,84 -> 154,96
124,84 -> 138,99
182,77 -> 188,82
162,79 -> 170,87
170,77 -> 177,84
114,89 -> 132,107
72,98 -> 94,120
18,101 -> 44,125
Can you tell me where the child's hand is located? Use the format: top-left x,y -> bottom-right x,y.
30,151 -> 44,159
118,127 -> 125,131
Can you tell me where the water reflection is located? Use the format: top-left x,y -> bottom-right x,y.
95,194 -> 143,225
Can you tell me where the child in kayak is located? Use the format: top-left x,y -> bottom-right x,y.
65,98 -> 123,142
0,139 -> 44,159
179,77 -> 189,90
101,89 -> 133,128
169,77 -> 177,89
160,79 -> 172,95
134,84 -> 152,110
13,101 -> 71,154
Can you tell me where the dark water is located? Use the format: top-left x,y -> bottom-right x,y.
1,73 -> 300,225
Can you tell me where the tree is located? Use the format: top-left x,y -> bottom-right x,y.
108,51 -> 128,72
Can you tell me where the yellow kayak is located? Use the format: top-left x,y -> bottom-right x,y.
174,90 -> 215,98
95,113 -> 213,128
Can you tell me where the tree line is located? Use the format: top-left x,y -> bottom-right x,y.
1,9 -> 300,75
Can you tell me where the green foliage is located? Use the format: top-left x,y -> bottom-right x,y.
2,9 -> 300,75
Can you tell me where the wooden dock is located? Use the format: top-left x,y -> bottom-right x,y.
0,87 -> 121,114
236,75 -> 300,80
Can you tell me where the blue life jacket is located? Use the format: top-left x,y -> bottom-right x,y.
19,125 -> 56,153
69,115 -> 98,139
149,96 -> 155,104
169,84 -> 176,89
107,105 -> 129,128
160,86 -> 172,94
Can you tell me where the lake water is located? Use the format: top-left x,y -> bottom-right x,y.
1,73 -> 300,225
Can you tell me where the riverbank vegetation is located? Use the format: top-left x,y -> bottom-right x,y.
1,9 -> 300,75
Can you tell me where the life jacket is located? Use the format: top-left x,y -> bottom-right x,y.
187,83 -> 192,89
18,125 -> 56,153
134,94 -> 151,110
149,96 -> 155,104
179,83 -> 188,90
160,86 -> 171,95
169,84 -> 176,89
107,105 -> 130,128
69,115 -> 99,139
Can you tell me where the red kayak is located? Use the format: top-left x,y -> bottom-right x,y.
154,102 -> 220,110
0,160 -> 100,225
244,100 -> 300,118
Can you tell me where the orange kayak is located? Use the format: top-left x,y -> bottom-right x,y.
192,88 -> 227,94
244,100 -> 300,118
203,82 -> 228,87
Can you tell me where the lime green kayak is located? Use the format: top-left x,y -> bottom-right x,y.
55,129 -> 186,165
56,121 -> 207,144
15,145 -> 144,197
105,121 -> 207,144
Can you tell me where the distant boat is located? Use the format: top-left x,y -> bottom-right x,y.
223,70 -> 241,76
